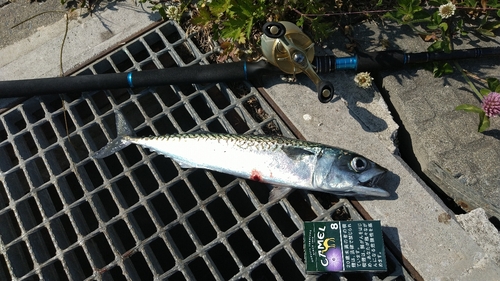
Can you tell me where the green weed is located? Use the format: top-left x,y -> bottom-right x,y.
141,0 -> 396,61
385,0 -> 500,132
385,0 -> 500,77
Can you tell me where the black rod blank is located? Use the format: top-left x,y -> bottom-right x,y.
313,47 -> 500,73
0,61 -> 279,97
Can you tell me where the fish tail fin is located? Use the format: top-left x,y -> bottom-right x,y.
92,111 -> 134,159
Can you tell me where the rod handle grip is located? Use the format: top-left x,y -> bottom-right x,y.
355,51 -> 406,72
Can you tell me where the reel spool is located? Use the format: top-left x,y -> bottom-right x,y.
261,22 -> 334,103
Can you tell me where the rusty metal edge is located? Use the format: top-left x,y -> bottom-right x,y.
255,86 -> 306,140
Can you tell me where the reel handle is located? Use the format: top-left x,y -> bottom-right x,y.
317,81 -> 334,103
262,22 -> 286,39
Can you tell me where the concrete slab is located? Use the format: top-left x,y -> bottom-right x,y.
351,21 -> 500,220
0,0 -> 64,49
456,208 -> 500,265
0,1 -> 160,80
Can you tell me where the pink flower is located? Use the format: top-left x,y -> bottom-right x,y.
482,92 -> 500,117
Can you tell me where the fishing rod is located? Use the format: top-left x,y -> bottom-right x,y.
312,47 -> 500,73
0,21 -> 499,103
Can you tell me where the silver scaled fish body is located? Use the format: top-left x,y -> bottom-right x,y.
93,112 -> 390,199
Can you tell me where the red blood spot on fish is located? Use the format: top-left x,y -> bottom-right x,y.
250,169 -> 263,182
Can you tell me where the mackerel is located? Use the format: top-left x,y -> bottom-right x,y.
93,111 -> 390,199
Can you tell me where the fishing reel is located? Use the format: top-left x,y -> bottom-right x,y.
261,22 -> 335,103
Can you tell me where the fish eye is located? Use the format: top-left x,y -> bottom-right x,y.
351,157 -> 368,172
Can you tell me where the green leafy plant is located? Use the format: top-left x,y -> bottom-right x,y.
191,0 -> 269,44
456,78 -> 500,132
189,0 -> 339,58
384,0 -> 500,77
138,0 -> 399,61
385,0 -> 500,132
383,0 -> 430,25
136,0 -> 190,22
141,0 -> 364,61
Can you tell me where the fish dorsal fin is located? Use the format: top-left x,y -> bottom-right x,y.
115,110 -> 134,137
281,146 -> 315,161
188,128 -> 211,134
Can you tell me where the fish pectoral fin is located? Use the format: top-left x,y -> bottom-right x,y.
268,186 -> 294,202
92,137 -> 131,159
281,146 -> 315,161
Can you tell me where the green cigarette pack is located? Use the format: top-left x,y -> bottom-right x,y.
304,221 -> 387,273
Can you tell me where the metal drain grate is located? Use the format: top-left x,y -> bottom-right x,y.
0,20 -> 412,280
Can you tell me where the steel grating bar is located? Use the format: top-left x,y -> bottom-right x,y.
0,20 -> 414,280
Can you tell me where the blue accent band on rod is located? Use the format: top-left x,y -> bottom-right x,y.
127,72 -> 134,87
243,61 -> 247,80
335,57 -> 357,70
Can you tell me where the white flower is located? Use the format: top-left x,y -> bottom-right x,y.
201,0 -> 212,7
354,72 -> 373,89
439,2 -> 456,19
166,5 -> 182,22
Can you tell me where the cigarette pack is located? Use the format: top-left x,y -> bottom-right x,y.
304,221 -> 387,273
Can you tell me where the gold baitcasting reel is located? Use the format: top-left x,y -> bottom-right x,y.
261,21 -> 334,103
